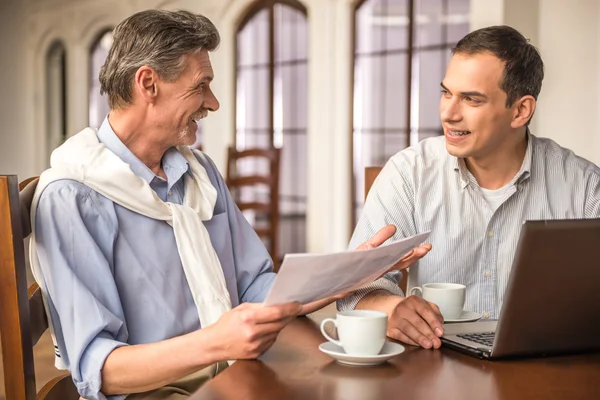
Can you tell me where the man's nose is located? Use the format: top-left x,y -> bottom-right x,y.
440,97 -> 461,122
204,87 -> 220,112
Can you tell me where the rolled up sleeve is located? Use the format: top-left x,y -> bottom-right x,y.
35,181 -> 129,400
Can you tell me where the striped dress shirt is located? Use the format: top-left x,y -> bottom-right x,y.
338,134 -> 600,319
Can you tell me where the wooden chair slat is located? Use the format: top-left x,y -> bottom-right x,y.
0,175 -> 36,399
1,175 -> 78,399
226,147 -> 281,270
237,202 -> 272,213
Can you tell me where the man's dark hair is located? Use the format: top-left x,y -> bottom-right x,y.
452,25 -> 544,108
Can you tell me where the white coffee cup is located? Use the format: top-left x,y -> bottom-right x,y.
410,283 -> 466,320
320,310 -> 388,356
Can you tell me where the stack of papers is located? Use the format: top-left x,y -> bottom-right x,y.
263,232 -> 430,306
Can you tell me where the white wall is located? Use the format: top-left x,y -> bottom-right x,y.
0,0 -> 35,178
1,0 -> 600,255
536,0 -> 600,165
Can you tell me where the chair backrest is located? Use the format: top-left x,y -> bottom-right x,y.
364,166 -> 383,200
363,167 -> 408,294
226,147 -> 281,269
0,175 -> 79,400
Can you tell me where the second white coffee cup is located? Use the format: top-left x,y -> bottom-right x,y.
410,283 -> 466,320
320,310 -> 388,356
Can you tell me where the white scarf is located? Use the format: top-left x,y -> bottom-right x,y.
29,128 -> 232,369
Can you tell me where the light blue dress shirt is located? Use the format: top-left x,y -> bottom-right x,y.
34,118 -> 276,400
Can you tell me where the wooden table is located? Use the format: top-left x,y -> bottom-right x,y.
191,314 -> 600,400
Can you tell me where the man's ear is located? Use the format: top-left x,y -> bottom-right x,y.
511,95 -> 536,129
133,66 -> 159,104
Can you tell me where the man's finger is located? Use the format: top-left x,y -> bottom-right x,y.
394,319 -> 434,349
368,225 -> 397,247
400,244 -> 432,261
405,312 -> 442,347
252,302 -> 302,324
253,319 -> 294,336
380,245 -> 432,276
414,300 -> 444,336
387,326 -> 419,347
356,225 -> 397,250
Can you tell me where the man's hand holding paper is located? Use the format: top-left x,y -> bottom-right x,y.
264,224 -> 431,312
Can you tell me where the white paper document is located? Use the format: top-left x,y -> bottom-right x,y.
263,231 -> 430,306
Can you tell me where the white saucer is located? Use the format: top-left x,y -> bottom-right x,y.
444,310 -> 483,323
318,341 -> 405,366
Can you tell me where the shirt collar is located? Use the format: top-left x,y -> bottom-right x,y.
97,116 -> 191,185
452,129 -> 533,189
516,129 -> 533,183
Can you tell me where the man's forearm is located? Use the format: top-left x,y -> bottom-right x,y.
101,325 -> 224,395
355,290 -> 404,315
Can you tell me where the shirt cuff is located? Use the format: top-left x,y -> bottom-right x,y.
75,334 -> 128,400
336,271 -> 405,311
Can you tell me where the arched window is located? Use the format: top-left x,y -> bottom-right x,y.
89,29 -> 113,129
236,0 -> 308,258
45,41 -> 67,165
352,0 -> 469,222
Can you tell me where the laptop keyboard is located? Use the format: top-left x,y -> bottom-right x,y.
457,332 -> 495,347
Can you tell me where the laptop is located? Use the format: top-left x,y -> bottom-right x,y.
441,218 -> 600,359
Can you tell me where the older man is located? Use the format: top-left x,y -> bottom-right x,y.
339,25 -> 600,351
30,10 -> 428,400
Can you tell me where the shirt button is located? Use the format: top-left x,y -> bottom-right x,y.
484,270 -> 492,277
168,190 -> 172,196
483,312 -> 490,319
488,230 -> 494,237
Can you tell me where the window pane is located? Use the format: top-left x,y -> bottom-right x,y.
414,0 -> 443,47
275,4 -> 307,63
237,9 -> 270,68
417,49 -> 445,130
447,0 -> 470,43
384,53 -> 409,129
236,67 -> 271,140
354,56 -> 385,129
280,64 -> 307,130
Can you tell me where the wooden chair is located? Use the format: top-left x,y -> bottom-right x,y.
364,166 -> 408,294
0,175 -> 79,400
226,147 -> 281,269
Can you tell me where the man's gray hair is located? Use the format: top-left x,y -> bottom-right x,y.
99,10 -> 220,109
